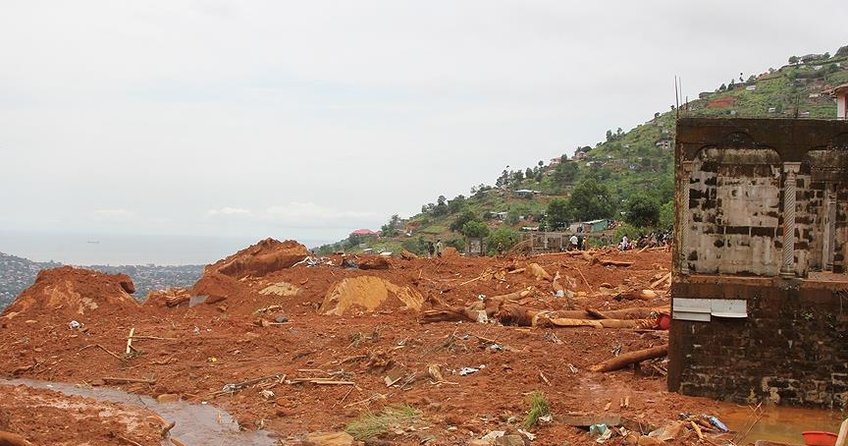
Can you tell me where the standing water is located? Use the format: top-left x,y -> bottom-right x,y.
718,402 -> 844,445
0,379 -> 278,446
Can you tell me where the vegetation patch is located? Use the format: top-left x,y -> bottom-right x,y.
523,391 -> 551,429
345,404 -> 421,441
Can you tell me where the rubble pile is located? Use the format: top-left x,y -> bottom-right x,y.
1,266 -> 139,321
0,238 -> 786,445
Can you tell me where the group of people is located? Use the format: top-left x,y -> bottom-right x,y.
618,231 -> 672,251
567,231 -> 587,251
427,239 -> 443,258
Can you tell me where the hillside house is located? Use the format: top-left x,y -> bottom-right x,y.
670,118 -> 848,410
567,219 -> 611,234
350,229 -> 379,238
513,189 -> 540,198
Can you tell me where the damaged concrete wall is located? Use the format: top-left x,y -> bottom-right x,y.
670,118 -> 848,409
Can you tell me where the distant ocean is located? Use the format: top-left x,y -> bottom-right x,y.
0,231 -> 330,266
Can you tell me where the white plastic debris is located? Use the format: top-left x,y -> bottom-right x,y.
459,367 -> 480,376
68,320 -> 82,330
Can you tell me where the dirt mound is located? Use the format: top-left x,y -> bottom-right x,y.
319,276 -> 424,315
1,266 -> 140,320
190,271 -> 248,305
210,238 -> 308,279
185,238 -> 309,306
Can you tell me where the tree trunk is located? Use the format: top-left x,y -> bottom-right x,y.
590,345 -> 668,372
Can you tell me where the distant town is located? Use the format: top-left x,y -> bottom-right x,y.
0,252 -> 203,309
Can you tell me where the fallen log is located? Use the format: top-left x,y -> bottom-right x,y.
601,307 -> 667,319
589,345 -> 669,372
496,304 -> 539,326
543,317 -> 603,328
614,289 -> 658,301
537,317 -> 655,329
650,272 -> 672,289
420,308 -> 483,324
598,259 -> 634,267
586,308 -> 609,319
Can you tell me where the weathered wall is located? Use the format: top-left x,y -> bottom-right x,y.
671,118 -> 848,408
668,278 -> 848,409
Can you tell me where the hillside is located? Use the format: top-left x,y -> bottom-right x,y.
317,47 -> 848,256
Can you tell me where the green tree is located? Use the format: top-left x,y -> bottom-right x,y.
552,161 -> 578,188
433,195 -> 449,216
449,210 -> 476,232
487,227 -> 519,255
623,193 -> 660,228
380,214 -> 402,237
545,198 -> 571,231
461,220 -> 490,239
346,233 -> 362,249
505,209 -> 520,225
788,55 -> 799,65
568,178 -> 614,221
659,200 -> 674,229
447,195 -> 466,214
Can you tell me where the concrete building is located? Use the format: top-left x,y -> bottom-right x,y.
835,83 -> 848,120
670,118 -> 848,409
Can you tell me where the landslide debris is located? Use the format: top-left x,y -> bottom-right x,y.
190,238 -> 309,305
211,238 -> 308,279
320,276 -> 424,315
1,266 -> 139,320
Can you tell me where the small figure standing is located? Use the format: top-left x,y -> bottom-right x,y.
435,239 -> 443,257
569,234 -> 579,251
427,241 -> 435,258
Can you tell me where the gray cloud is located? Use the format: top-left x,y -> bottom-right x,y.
1,1 -> 846,245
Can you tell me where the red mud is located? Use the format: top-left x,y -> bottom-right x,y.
0,240 -> 729,445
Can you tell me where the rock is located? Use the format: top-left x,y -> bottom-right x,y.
400,250 -> 418,260
358,256 -> 390,270
647,421 -> 684,441
494,434 -> 526,446
637,436 -> 664,446
156,393 -> 180,403
274,315 -> 289,323
117,275 -> 136,294
526,263 -> 552,281
0,431 -> 33,446
303,431 -> 356,446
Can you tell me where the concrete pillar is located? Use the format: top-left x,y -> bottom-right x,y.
824,184 -> 837,271
781,162 -> 802,278
679,161 -> 693,275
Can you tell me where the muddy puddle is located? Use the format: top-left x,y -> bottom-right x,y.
0,378 -> 277,446
719,402 -> 844,445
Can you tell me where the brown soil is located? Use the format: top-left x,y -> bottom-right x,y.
1,266 -> 138,321
0,384 -> 165,446
0,240 -> 725,445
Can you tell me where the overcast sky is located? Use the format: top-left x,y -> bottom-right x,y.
1,1 -> 846,245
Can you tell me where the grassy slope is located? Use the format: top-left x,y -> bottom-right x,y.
320,52 -> 847,255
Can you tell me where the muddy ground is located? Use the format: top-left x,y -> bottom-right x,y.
0,241 -> 744,446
